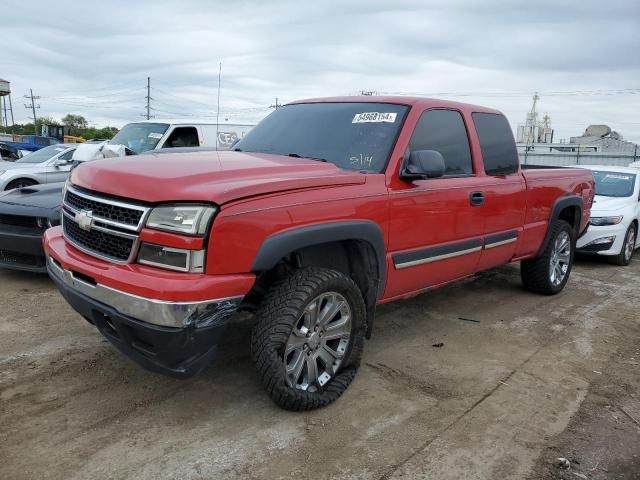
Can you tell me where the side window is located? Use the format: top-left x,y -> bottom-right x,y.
409,109 -> 472,176
59,149 -> 74,161
472,113 -> 519,176
162,127 -> 200,148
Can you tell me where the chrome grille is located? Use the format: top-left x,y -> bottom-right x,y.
62,185 -> 149,264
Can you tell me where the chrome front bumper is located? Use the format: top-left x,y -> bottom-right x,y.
47,256 -> 243,328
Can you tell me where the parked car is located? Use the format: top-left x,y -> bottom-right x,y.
0,144 -> 77,191
0,183 -> 64,272
0,147 -> 219,273
576,166 -> 640,265
0,142 -> 22,161
44,96 -> 594,410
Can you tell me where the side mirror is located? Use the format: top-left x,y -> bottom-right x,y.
53,158 -> 72,167
400,150 -> 445,180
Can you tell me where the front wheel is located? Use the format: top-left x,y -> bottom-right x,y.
609,223 -> 636,266
521,220 -> 575,295
251,267 -> 366,411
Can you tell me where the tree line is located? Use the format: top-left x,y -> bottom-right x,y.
3,114 -> 118,140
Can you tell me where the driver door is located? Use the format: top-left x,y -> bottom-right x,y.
385,108 -> 485,298
46,148 -> 75,183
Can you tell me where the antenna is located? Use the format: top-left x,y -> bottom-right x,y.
216,62 -> 222,151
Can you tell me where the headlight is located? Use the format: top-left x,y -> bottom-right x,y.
590,216 -> 623,226
146,204 -> 216,236
137,243 -> 206,272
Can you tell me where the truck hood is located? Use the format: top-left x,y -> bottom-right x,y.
70,150 -> 366,204
0,182 -> 64,210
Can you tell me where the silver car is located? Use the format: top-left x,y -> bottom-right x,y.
0,144 -> 77,191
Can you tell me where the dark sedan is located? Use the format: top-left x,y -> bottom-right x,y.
0,183 -> 63,272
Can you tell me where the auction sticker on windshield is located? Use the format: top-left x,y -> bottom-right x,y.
352,112 -> 397,123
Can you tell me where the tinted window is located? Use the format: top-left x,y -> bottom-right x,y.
163,127 -> 199,148
409,109 -> 472,175
472,113 -> 519,175
592,171 -> 636,197
235,102 -> 408,173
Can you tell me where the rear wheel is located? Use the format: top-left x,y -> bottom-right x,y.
5,178 -> 37,190
521,220 -> 574,295
251,267 -> 366,411
609,223 -> 636,266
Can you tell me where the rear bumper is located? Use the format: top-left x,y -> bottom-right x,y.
0,226 -> 46,272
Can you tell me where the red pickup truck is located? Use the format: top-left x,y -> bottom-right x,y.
44,97 -> 593,410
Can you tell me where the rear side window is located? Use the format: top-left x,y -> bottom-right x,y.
472,113 -> 519,176
409,109 -> 472,176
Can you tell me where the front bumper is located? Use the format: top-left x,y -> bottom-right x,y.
576,223 -> 626,255
44,226 -> 256,377
0,225 -> 47,272
49,260 -> 240,377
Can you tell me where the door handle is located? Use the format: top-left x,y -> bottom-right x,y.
470,191 -> 485,207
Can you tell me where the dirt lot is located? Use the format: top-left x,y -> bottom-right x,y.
1,258 -> 639,479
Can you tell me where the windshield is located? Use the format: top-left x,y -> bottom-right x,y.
234,102 -> 409,173
592,171 -> 636,197
15,145 -> 71,164
108,122 -> 169,154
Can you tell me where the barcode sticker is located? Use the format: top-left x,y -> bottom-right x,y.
352,112 -> 397,123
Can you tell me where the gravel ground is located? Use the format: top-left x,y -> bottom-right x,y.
1,257 -> 638,479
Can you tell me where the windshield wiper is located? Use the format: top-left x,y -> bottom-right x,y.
288,153 -> 327,162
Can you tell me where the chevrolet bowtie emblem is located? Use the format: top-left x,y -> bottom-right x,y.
74,210 -> 94,231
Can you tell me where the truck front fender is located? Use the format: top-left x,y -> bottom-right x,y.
251,220 -> 387,299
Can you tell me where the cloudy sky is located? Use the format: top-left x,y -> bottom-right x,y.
2,0 -> 639,142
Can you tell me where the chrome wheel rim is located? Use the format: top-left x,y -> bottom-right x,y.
549,231 -> 571,286
284,292 -> 352,392
625,228 -> 635,261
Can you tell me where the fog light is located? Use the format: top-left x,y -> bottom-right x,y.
584,236 -> 616,247
137,243 -> 205,273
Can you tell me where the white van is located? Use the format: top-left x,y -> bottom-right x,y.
73,120 -> 254,161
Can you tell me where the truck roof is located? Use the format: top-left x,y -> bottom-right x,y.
289,96 -> 503,115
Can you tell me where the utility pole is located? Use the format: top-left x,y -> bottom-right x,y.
24,89 -> 40,135
145,76 -> 151,120
269,97 -> 281,109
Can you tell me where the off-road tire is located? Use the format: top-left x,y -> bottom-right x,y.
5,178 -> 37,190
521,220 -> 574,295
251,267 -> 366,411
609,223 -> 636,266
